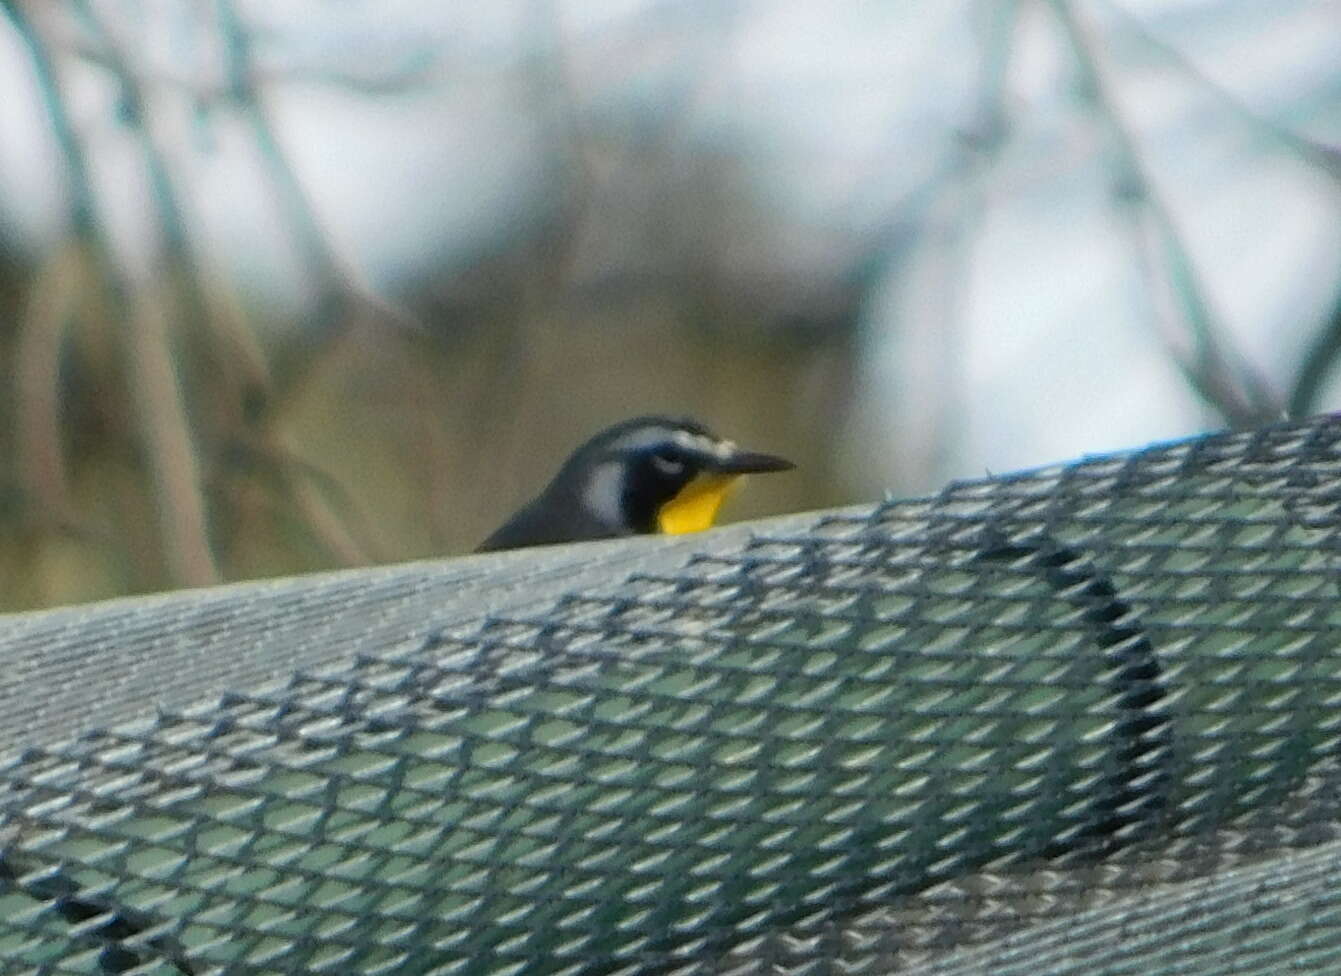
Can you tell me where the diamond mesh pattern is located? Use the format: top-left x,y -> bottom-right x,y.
4,415 -> 1341,975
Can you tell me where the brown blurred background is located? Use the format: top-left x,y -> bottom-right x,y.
1,0 -> 1339,610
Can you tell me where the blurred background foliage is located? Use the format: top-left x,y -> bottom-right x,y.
0,0 -> 1338,611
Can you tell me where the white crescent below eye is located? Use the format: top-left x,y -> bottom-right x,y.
652,454 -> 685,476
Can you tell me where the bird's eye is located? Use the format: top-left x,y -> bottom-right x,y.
650,452 -> 684,476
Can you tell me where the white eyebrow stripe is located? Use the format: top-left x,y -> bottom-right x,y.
610,427 -> 679,452
671,430 -> 733,458
609,426 -> 733,460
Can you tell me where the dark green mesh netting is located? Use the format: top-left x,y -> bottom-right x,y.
4,413 -> 1341,975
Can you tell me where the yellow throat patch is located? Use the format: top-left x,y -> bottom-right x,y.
656,473 -> 741,535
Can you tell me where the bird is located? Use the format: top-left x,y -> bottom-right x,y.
477,416 -> 794,552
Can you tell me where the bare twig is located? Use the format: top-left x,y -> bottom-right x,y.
229,436 -> 381,565
284,469 -> 373,567
1051,0 -> 1283,427
5,3 -> 106,245
69,2 -> 275,426
1290,285 -> 1341,418
59,35 -> 433,98
14,244 -> 81,525
1093,0 -> 1341,183
881,0 -> 1022,487
5,2 -> 131,543
1081,1 -> 1341,419
127,281 -> 219,585
60,0 -> 405,580
212,0 -> 425,349
195,271 -> 273,425
71,0 -> 206,300
59,0 -> 224,585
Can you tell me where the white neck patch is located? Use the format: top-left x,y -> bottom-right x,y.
583,460 -> 627,531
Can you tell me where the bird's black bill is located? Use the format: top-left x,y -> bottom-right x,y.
709,450 -> 795,475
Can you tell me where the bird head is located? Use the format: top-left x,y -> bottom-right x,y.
478,416 -> 794,551
570,416 -> 795,536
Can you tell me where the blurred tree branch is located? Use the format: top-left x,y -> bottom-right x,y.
1095,0 -> 1341,183
74,0 -> 221,584
127,280 -> 219,585
1291,286 -> 1341,418
5,0 -> 139,589
213,0 -> 425,384
15,244 -> 81,528
1053,0 -> 1284,428
1,0 -> 438,595
863,0 -> 1022,489
1090,0 -> 1341,423
0,0 -> 461,595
